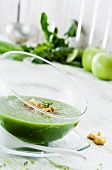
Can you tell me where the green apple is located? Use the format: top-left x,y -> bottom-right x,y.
82,46 -> 103,72
92,52 -> 112,80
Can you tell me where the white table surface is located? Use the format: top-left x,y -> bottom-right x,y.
0,36 -> 112,169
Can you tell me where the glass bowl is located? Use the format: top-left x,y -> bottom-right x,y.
0,51 -> 87,145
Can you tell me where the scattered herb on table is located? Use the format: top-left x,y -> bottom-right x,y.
97,163 -> 103,170
0,12 -> 84,67
24,161 -> 28,166
0,163 -> 6,168
30,160 -> 35,164
46,158 -> 71,170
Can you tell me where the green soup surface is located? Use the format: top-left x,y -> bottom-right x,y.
0,96 -> 80,144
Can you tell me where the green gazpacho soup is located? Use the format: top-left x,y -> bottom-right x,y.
0,96 -> 80,145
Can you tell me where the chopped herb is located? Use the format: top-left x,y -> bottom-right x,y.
46,158 -> 71,170
97,163 -> 103,170
31,160 -> 35,164
0,163 -> 6,168
3,163 -> 6,167
41,101 -> 53,108
24,161 -> 28,166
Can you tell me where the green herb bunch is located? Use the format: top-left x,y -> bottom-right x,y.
0,12 -> 83,67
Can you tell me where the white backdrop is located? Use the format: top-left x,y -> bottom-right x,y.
0,0 -> 112,51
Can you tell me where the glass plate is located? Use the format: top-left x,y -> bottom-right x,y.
0,127 -> 90,157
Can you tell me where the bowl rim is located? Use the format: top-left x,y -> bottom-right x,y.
0,51 -> 88,120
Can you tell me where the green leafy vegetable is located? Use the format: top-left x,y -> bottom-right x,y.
0,12 -> 84,67
0,41 -> 24,53
64,20 -> 78,37
31,12 -> 78,64
40,12 -> 52,41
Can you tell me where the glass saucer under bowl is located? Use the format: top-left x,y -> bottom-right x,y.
0,126 -> 90,157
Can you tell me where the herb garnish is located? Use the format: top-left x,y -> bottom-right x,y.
41,101 -> 53,108
24,98 -> 57,114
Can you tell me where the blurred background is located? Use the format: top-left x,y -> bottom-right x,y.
0,0 -> 112,50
